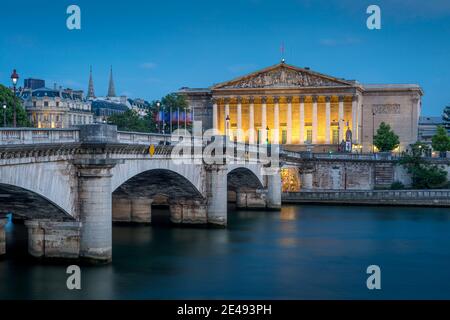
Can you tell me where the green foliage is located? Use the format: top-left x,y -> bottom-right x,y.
400,142 -> 448,189
108,109 -> 154,133
373,122 -> 400,152
108,93 -> 190,133
161,93 -> 188,111
431,125 -> 450,153
390,181 -> 405,190
0,84 -> 30,127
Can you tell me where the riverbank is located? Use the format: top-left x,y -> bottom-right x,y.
282,190 -> 450,207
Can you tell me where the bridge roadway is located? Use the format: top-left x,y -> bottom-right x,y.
0,125 -> 281,263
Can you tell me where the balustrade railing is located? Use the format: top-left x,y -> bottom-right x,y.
0,128 -> 80,145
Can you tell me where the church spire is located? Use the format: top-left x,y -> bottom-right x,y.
87,66 -> 95,99
107,65 -> 116,97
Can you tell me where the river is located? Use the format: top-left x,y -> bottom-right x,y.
1,205 -> 450,299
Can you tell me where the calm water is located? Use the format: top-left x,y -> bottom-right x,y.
1,205 -> 450,300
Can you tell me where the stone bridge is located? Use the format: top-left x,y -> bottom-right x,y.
0,125 -> 281,263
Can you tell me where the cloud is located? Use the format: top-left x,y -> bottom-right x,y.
140,62 -> 157,69
319,37 -> 361,47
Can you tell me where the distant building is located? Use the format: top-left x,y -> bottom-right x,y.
128,98 -> 151,117
418,116 -> 443,143
24,78 -> 45,90
443,105 -> 450,133
91,99 -> 128,123
21,87 -> 93,128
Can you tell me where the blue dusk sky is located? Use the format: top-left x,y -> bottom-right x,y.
0,0 -> 449,115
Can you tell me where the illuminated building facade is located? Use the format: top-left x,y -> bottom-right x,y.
180,62 -> 423,152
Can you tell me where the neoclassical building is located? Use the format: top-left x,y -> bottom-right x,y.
180,62 -> 423,152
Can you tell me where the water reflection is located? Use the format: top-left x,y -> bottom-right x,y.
1,205 -> 450,299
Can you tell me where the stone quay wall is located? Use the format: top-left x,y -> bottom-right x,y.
282,190 -> 450,207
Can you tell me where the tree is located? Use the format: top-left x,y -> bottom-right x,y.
0,84 -> 30,127
431,125 -> 450,157
400,142 -> 448,189
373,122 -> 400,152
108,93 -> 190,134
108,109 -> 152,132
158,93 -> 191,132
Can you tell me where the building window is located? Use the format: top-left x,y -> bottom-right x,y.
281,130 -> 287,145
44,101 -> 49,107
56,102 -> 59,107
332,129 -> 339,144
306,129 -> 312,143
33,101 -> 37,107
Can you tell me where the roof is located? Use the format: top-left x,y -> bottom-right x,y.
211,62 -> 357,90
419,116 -> 443,125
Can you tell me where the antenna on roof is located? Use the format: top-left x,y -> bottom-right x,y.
280,42 -> 285,63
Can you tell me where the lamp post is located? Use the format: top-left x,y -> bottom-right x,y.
225,114 -> 230,146
2,102 -> 6,127
266,126 -> 269,144
156,101 -> 162,133
372,112 -> 376,153
10,69 -> 19,127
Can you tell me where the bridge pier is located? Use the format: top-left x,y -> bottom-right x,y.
0,215 -> 7,256
236,189 -> 267,209
24,219 -> 81,259
169,199 -> 207,224
130,197 -> 153,224
77,161 -> 117,264
112,195 -> 153,224
206,165 -> 228,226
266,172 -> 282,209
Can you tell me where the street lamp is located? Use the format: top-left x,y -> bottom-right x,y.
156,101 -> 162,133
372,112 -> 376,153
10,69 -> 19,127
2,102 -> 6,127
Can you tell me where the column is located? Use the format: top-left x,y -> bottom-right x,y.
273,96 -> 280,131
301,171 -> 314,190
286,97 -> 292,144
237,97 -> 243,142
77,162 -> 116,263
224,98 -> 230,139
352,95 -> 358,143
261,96 -> 267,143
339,96 -> 344,142
312,96 -> 318,144
357,94 -> 363,144
299,96 -> 305,144
207,164 -> 228,226
0,214 -> 7,256
212,99 -> 218,131
249,96 -> 255,144
325,96 -> 331,144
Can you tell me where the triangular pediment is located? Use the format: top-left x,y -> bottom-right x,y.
212,63 -> 354,89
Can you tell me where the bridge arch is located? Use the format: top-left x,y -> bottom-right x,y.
227,166 -> 267,209
0,162 -> 78,218
0,183 -> 72,220
111,159 -> 205,197
113,168 -> 205,201
112,166 -> 207,224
